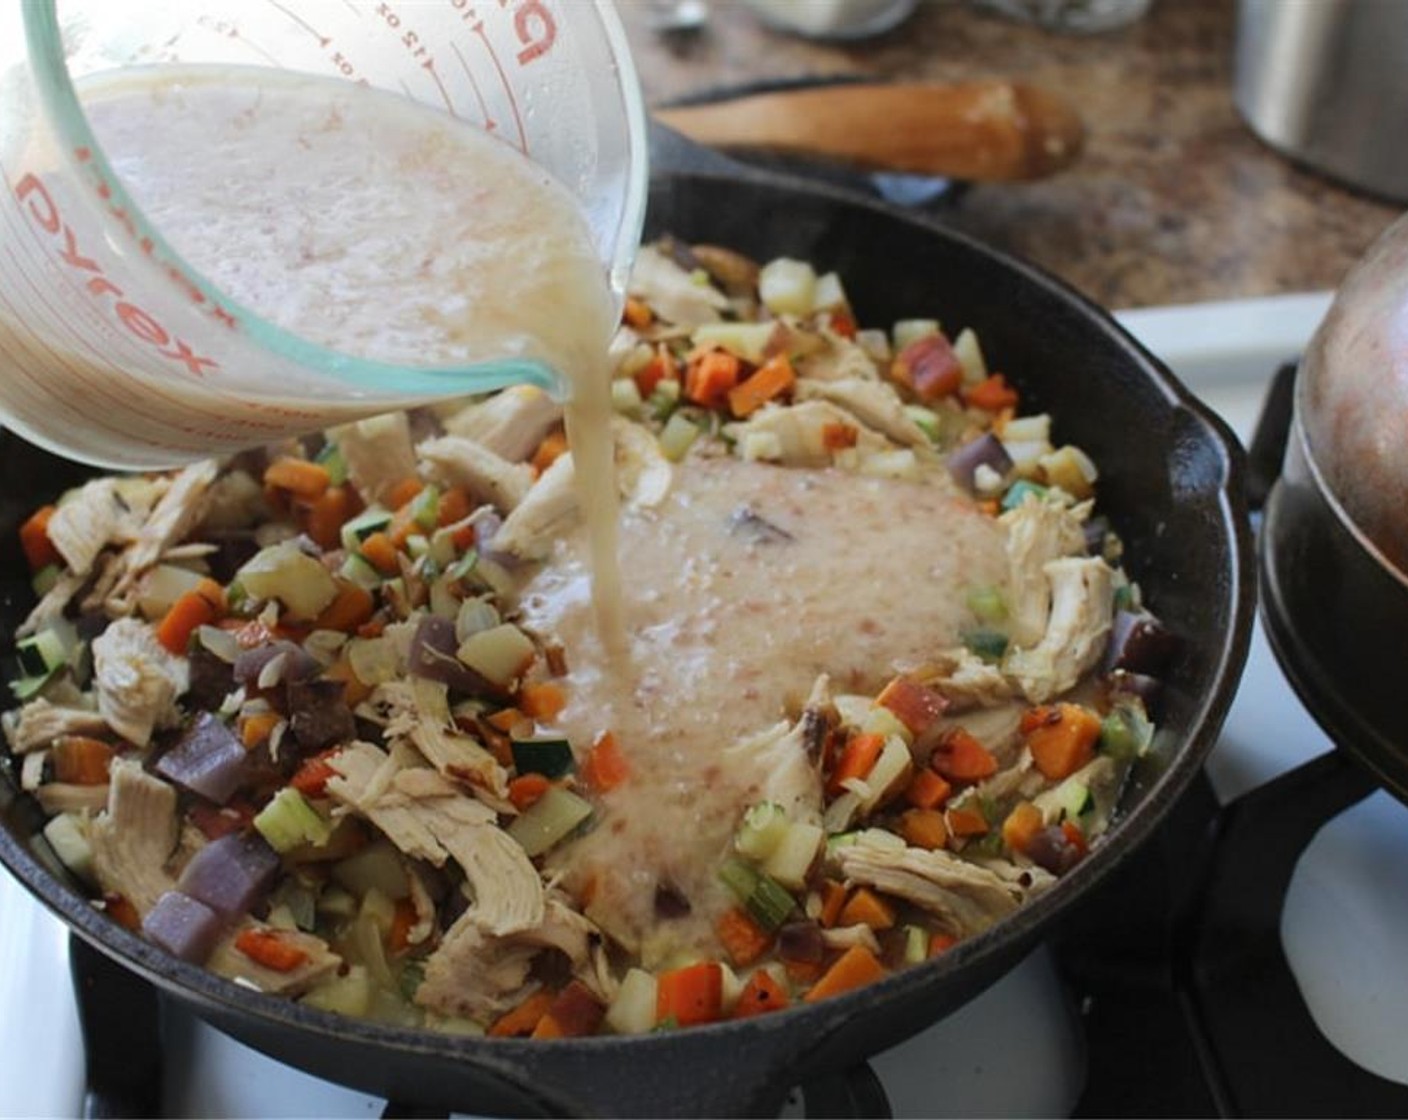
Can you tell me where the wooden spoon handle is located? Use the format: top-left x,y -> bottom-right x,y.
655,80 -> 1084,181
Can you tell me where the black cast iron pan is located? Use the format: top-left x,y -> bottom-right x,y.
0,128 -> 1254,1117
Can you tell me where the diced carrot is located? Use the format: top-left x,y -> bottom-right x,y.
531,429 -> 570,476
264,457 -> 331,501
386,476 -> 425,510
735,969 -> 791,1018
519,681 -> 567,722
355,618 -> 387,640
536,980 -> 605,1038
386,503 -> 421,551
929,727 -> 999,782
875,675 -> 948,737
656,961 -> 724,1027
1062,818 -> 1090,856
684,349 -> 741,410
784,958 -> 825,985
313,580 -> 375,633
828,309 -> 858,339
240,711 -> 282,749
821,421 -> 859,451
727,353 -> 796,418
1002,801 -> 1045,855
622,295 -> 653,329
716,906 -> 773,967
302,484 -> 353,552
234,928 -> 309,972
977,498 -> 1001,517
826,733 -> 885,795
580,731 -> 630,793
898,808 -> 950,851
487,707 -> 527,733
1023,703 -> 1101,780
508,772 -> 551,811
488,990 -> 554,1038
18,504 -> 60,571
963,373 -> 1020,412
104,893 -> 141,932
155,578 -> 225,655
904,768 -> 953,811
892,334 -> 962,402
633,346 -> 676,399
929,932 -> 958,956
436,485 -> 473,528
358,531 -> 400,576
51,736 -> 114,785
945,803 -> 990,838
322,655 -> 372,707
387,896 -> 418,954
803,945 -> 887,1004
838,887 -> 897,932
818,879 -> 849,929
290,749 -> 343,798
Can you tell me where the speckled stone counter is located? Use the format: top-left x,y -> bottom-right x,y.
621,0 -> 1401,309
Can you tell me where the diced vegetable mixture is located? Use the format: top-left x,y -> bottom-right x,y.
1,238 -> 1177,1037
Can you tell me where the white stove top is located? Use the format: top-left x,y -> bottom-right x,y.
6,289 -> 1401,1119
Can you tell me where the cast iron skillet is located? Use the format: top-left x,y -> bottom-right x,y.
0,135 -> 1254,1117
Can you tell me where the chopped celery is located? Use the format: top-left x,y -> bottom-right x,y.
509,786 -> 593,857
1001,479 -> 1048,511
612,377 -> 644,415
315,442 -> 348,486
902,405 -> 942,444
341,508 -> 393,553
717,857 -> 795,932
30,564 -> 60,598
903,924 -> 929,966
407,485 -> 440,532
861,705 -> 911,745
647,378 -> 682,421
255,788 -> 333,853
659,412 -> 701,462
961,628 -> 1009,663
966,586 -> 1009,624
15,619 -> 76,679
42,813 -> 93,882
734,801 -> 789,861
340,553 -> 383,590
510,737 -> 574,779
1100,703 -> 1154,761
332,841 -> 410,900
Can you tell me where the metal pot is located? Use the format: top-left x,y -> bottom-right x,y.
1260,210 -> 1408,798
0,140 -> 1254,1117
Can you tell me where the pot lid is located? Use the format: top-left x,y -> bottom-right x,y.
1297,211 -> 1408,579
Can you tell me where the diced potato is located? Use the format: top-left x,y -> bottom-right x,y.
42,812 -> 94,881
739,430 -> 783,462
606,968 -> 659,1035
1000,414 -> 1051,443
858,736 -> 913,813
137,564 -> 207,620
659,413 -> 702,462
759,258 -> 818,317
457,623 -> 536,689
861,705 -> 912,745
892,319 -> 940,352
812,271 -> 848,313
952,327 -> 988,385
762,821 -> 824,890
858,449 -> 920,481
692,321 -> 782,364
1039,445 -> 1099,500
302,965 -> 374,1017
237,542 -> 338,620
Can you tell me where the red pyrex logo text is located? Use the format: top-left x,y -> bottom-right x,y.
15,172 -> 220,378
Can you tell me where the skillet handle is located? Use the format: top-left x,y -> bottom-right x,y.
69,935 -> 163,1119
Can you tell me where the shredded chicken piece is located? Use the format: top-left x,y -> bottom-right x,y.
329,412 -> 419,505
920,648 -> 1014,710
613,415 -> 673,509
383,679 -> 511,805
1000,494 -> 1089,646
195,469 -> 267,532
91,618 -> 188,747
628,243 -> 728,329
1004,557 -> 1115,703
836,839 -> 1022,938
106,460 -> 221,608
89,759 -> 178,916
3,698 -> 107,754
46,479 -> 127,576
15,569 -> 85,639
723,400 -> 892,467
441,385 -> 563,463
418,434 -> 535,513
795,329 -> 883,383
725,675 -> 831,825
492,450 -> 576,560
796,377 -> 931,448
208,922 -> 341,996
36,783 -> 111,815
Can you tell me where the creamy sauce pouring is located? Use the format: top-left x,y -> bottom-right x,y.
520,456 -> 1008,961
73,64 -> 625,643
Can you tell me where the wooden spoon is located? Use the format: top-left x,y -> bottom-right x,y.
654,80 -> 1084,181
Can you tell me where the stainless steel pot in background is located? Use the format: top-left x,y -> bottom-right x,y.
1235,0 -> 1408,203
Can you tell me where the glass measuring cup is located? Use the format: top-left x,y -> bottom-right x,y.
0,0 -> 647,468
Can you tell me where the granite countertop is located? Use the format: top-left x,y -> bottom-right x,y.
621,0 -> 1401,310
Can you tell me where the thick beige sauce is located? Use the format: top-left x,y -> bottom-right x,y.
520,455 -> 1009,961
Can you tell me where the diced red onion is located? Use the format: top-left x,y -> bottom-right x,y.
233,640 -> 318,689
1026,826 -> 1084,875
142,891 -> 224,963
408,614 -> 492,696
1104,610 -> 1180,675
177,831 -> 280,917
155,712 -> 249,804
778,920 -> 825,963
946,433 -> 1013,491
286,678 -> 356,752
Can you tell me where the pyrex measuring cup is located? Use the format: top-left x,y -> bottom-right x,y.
0,0 -> 647,468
